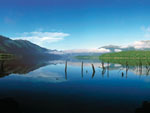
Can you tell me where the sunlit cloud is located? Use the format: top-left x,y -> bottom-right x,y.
133,40 -> 150,49
119,40 -> 150,49
101,40 -> 150,50
63,48 -> 110,53
114,49 -> 122,52
13,31 -> 70,48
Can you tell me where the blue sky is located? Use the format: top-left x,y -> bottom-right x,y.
0,0 -> 150,50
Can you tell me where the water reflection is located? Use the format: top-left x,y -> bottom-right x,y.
1,59 -> 150,81
60,60 -> 150,81
107,62 -> 109,78
81,61 -> 83,78
91,64 -> 95,78
65,69 -> 67,80
63,60 -> 150,78
0,60 -> 10,77
65,60 -> 68,80
0,58 -> 48,78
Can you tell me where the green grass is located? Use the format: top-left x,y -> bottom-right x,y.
99,51 -> 150,66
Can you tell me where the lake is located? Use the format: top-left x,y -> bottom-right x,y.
0,58 -> 150,113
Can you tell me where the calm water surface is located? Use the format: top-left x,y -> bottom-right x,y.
0,59 -> 150,113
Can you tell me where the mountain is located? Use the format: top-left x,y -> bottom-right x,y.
0,35 -> 60,59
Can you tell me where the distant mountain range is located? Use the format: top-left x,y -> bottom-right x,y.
0,35 -> 60,60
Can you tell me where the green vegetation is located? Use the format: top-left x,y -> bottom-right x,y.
99,51 -> 150,66
100,51 -> 150,59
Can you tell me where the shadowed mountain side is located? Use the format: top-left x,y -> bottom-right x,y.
0,35 -> 60,60
0,58 -> 49,78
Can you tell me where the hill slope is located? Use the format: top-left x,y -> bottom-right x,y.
99,51 -> 150,66
99,51 -> 150,59
0,35 -> 59,59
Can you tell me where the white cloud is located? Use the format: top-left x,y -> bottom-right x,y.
133,40 -> 150,49
100,40 -> 150,51
63,48 -> 110,53
120,45 -> 129,49
117,40 -> 150,49
114,49 -> 122,52
98,48 -> 111,53
13,31 -> 70,48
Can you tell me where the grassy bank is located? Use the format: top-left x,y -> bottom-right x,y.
99,51 -> 150,66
